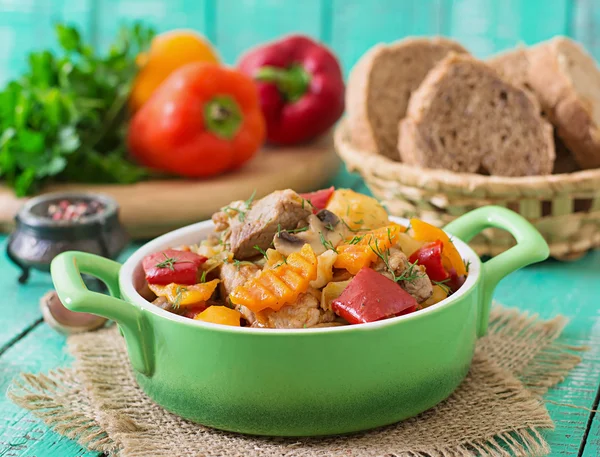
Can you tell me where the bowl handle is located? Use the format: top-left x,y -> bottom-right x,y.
51,251 -> 154,376
444,206 -> 549,337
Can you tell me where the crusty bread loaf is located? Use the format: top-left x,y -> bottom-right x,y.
398,53 -> 555,176
346,37 -> 468,160
487,47 -> 531,90
526,37 -> 600,169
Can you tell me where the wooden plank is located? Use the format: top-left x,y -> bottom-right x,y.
0,237 -> 137,354
493,251 -> 600,456
0,324 -> 100,457
214,0 -> 322,65
571,0 -> 600,61
330,0 -> 447,75
94,0 -> 209,51
448,0 -> 569,57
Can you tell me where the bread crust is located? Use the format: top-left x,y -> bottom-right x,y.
527,37 -> 600,169
346,37 -> 468,161
398,53 -> 555,176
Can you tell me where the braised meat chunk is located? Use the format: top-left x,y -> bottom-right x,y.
253,290 -> 336,329
374,248 -> 433,303
229,189 -> 311,259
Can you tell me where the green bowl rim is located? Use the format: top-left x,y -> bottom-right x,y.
119,216 -> 481,335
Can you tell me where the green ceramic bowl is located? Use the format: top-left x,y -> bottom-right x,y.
51,206 -> 549,437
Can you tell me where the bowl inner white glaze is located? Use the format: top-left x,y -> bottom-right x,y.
119,216 -> 481,334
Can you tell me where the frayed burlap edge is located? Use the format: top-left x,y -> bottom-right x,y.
8,306 -> 585,457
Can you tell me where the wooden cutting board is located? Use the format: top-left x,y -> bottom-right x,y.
0,134 -> 339,239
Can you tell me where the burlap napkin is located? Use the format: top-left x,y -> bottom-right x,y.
9,306 -> 584,457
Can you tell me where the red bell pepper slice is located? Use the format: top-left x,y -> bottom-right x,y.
182,303 -> 209,319
409,240 -> 450,283
332,268 -> 418,324
143,249 -> 207,285
299,186 -> 334,211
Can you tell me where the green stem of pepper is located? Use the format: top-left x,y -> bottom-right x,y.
254,64 -> 311,103
203,96 -> 243,140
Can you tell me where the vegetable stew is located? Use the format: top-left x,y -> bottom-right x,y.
139,188 -> 469,328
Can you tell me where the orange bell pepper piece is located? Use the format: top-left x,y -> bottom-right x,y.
334,224 -> 404,274
195,306 -> 242,326
149,279 -> 219,307
229,244 -> 317,313
130,30 -> 219,112
409,218 -> 467,276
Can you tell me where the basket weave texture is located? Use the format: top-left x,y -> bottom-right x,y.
335,121 -> 600,260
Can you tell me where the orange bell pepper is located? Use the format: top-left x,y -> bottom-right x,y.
334,224 -> 404,275
130,30 -> 219,112
409,219 -> 467,276
229,244 -> 317,313
149,279 -> 219,307
195,306 -> 242,326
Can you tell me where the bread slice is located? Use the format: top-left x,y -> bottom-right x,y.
346,37 -> 468,160
526,37 -> 600,169
487,47 -> 531,89
398,53 -> 555,176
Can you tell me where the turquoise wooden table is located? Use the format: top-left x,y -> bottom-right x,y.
0,169 -> 599,456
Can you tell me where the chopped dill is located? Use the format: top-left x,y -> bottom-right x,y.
288,226 -> 309,233
154,253 -> 193,271
387,227 -> 393,244
432,279 -> 452,294
172,285 -> 188,309
369,239 -> 422,284
319,232 -> 338,253
341,219 -> 361,233
233,259 -> 242,271
348,235 -> 365,245
464,259 -> 471,273
200,271 -> 207,283
253,245 -> 268,259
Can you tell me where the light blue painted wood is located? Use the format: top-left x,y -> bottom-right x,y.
573,0 -> 600,62
94,0 -> 209,51
330,0 -> 447,75
214,0 -> 322,64
0,324 -> 100,457
448,0 -> 569,57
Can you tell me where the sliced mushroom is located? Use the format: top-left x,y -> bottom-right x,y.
274,210 -> 347,256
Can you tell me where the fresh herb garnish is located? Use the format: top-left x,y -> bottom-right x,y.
341,219 -> 361,233
200,271 -> 207,283
387,227 -> 393,244
432,279 -> 452,294
348,235 -> 365,245
0,23 -> 156,196
288,226 -> 309,233
172,285 -> 188,309
233,259 -> 242,271
319,232 -> 337,253
325,223 -> 337,231
369,239 -> 422,284
154,253 -> 193,271
253,245 -> 268,259
464,259 -> 471,273
354,219 -> 364,225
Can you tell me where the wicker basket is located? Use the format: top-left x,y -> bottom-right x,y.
334,120 -> 600,260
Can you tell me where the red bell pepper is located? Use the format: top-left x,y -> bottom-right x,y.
143,249 -> 207,285
332,268 -> 417,324
299,186 -> 334,211
409,240 -> 450,283
238,35 -> 345,145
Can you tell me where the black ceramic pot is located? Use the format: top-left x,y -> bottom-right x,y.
6,192 -> 129,283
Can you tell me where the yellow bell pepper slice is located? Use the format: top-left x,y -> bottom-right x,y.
195,306 -> 242,326
149,279 -> 220,307
410,218 -> 467,277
